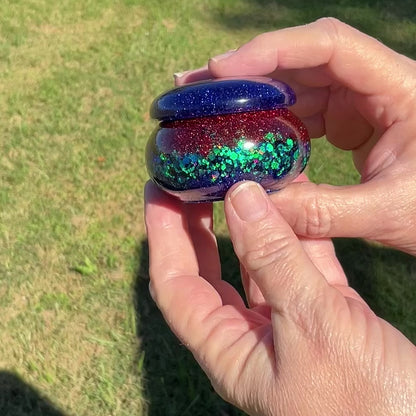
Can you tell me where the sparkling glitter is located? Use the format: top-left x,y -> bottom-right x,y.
147,77 -> 311,202
146,109 -> 310,202
150,78 -> 296,122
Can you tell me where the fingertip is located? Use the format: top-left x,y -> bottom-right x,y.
173,65 -> 212,86
173,71 -> 188,85
208,45 -> 274,77
144,180 -> 170,206
227,181 -> 270,222
144,181 -> 185,232
144,180 -> 159,205
144,179 -> 157,194
209,49 -> 237,64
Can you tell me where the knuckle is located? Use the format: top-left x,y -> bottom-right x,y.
242,226 -> 295,273
250,31 -> 274,50
311,17 -> 346,53
313,16 -> 344,35
296,187 -> 333,237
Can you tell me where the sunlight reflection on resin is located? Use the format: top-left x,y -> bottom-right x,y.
146,77 -> 310,202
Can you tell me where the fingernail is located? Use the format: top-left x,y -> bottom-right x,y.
173,69 -> 193,80
149,281 -> 156,301
230,182 -> 268,222
210,49 -> 236,63
173,71 -> 188,80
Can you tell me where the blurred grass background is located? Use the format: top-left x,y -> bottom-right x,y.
0,0 -> 415,415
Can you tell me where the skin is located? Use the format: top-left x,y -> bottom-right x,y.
176,17 -> 416,256
146,18 -> 416,416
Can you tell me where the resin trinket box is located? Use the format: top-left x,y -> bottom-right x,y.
146,77 -> 310,202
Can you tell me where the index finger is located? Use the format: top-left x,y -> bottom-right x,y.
144,182 -> 222,343
209,18 -> 412,97
144,182 -> 250,349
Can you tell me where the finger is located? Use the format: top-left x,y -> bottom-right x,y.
271,180 -> 375,239
275,66 -> 332,88
234,181 -> 358,304
145,182 -> 233,345
267,66 -> 332,89
289,175 -> 347,286
209,18 -> 410,99
145,181 -> 244,304
274,71 -> 374,148
301,113 -> 325,138
299,237 -> 347,286
324,88 -> 374,152
185,201 -> 246,306
145,182 -> 199,279
244,68 -> 330,119
291,86 -> 328,119
240,174 -> 310,308
145,182 -> 274,381
185,202 -> 245,305
146,183 -> 257,341
269,170 -> 416,253
174,65 -> 212,86
225,181 -> 346,320
240,264 -> 266,307
184,202 -> 221,283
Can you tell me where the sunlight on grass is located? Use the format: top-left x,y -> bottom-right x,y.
0,1 -> 415,415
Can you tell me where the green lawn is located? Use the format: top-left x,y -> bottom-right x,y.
0,1 -> 415,415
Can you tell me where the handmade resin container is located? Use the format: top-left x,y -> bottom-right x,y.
146,77 -> 310,202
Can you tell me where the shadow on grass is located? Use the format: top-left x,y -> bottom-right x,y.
0,371 -> 66,416
210,0 -> 416,58
134,236 -> 416,415
134,238 -> 245,416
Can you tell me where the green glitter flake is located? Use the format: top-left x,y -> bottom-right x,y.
264,132 -> 275,141
266,143 -> 274,152
154,132 -> 303,190
293,149 -> 299,161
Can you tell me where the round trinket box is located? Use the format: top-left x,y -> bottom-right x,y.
146,77 -> 310,202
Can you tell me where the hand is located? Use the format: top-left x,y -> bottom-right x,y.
175,18 -> 416,256
144,180 -> 416,416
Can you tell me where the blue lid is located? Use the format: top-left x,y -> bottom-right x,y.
150,77 -> 296,122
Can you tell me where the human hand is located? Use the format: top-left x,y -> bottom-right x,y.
175,18 -> 416,256
145,180 -> 416,416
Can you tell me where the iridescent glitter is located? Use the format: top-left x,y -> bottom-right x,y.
147,78 -> 310,202
146,108 -> 310,202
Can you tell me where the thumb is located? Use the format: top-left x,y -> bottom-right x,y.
225,181 -> 342,317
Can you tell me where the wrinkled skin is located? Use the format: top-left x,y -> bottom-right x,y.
146,19 -> 416,416
177,17 -> 416,256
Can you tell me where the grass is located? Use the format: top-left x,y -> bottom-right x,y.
0,0 -> 415,415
